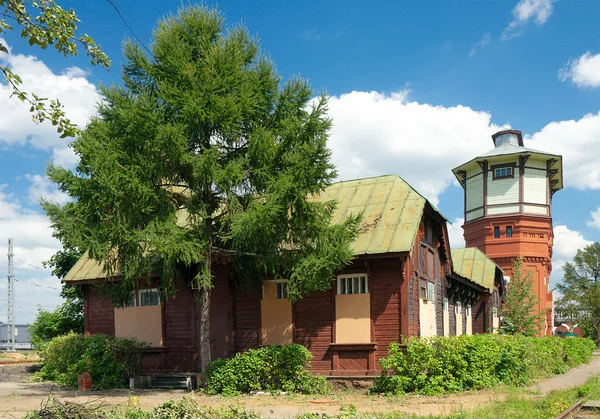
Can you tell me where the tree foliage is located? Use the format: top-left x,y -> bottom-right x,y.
0,0 -> 109,137
29,247 -> 84,348
556,242 -> 600,342
43,5 -> 360,373
500,256 -> 544,336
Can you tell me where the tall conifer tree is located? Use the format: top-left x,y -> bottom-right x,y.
43,6 -> 359,374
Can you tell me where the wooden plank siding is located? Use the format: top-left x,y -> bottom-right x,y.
85,286 -> 115,335
370,258 -> 402,365
472,299 -> 486,334
294,290 -> 334,372
233,283 -> 262,353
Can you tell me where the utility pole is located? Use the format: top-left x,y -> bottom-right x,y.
7,238 -> 15,352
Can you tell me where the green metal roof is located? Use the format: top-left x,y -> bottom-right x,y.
312,175 -> 433,255
65,174 -> 440,282
451,247 -> 502,292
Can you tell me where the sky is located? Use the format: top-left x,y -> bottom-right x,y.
1,0 -> 600,324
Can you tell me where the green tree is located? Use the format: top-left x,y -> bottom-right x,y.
1,0 -> 110,137
43,5 -> 359,375
556,242 -> 600,342
29,247 -> 84,348
500,256 -> 545,336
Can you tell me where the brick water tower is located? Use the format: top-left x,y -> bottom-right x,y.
452,130 -> 563,336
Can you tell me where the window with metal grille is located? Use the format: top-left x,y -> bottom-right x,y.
139,289 -> 160,306
337,275 -> 368,295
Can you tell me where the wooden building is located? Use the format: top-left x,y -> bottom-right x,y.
66,175 -> 504,376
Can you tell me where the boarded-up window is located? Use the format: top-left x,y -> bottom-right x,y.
261,280 -> 293,345
335,274 -> 371,343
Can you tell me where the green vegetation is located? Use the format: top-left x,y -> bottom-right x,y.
557,242 -> 600,341
29,248 -> 84,350
371,335 -> 595,395
22,375 -> 600,418
37,333 -> 148,389
1,0 -> 109,138
206,344 -> 330,395
500,257 -> 545,336
42,4 -> 360,376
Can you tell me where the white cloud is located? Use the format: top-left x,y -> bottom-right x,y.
587,207 -> 600,230
502,0 -> 554,40
552,225 -> 592,267
25,174 -> 70,205
0,38 -> 99,164
469,33 -> 491,58
447,217 -> 466,250
550,225 -> 593,288
0,185 -> 63,324
326,91 -> 504,205
559,52 -> 600,89
525,112 -> 600,190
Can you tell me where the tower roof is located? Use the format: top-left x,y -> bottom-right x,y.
452,130 -> 563,194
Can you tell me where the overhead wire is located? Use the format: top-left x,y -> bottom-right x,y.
14,257 -> 50,273
104,0 -> 152,55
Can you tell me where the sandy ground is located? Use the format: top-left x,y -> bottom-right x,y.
1,353 -> 599,419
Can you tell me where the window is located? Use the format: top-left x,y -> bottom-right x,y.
506,226 -> 513,238
124,291 -> 137,308
420,281 -> 435,301
428,282 -> 435,302
494,226 -> 500,238
338,275 -> 368,295
139,289 -> 160,306
277,281 -> 288,299
456,301 -> 462,314
493,165 -> 514,179
466,304 -> 472,316
443,297 -> 449,312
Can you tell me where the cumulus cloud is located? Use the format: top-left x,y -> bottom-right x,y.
502,0 -> 554,40
447,217 -> 466,250
550,225 -> 593,288
525,112 -> 600,190
587,207 -> 600,230
0,38 -> 99,163
559,52 -> 600,89
326,91 -> 504,205
25,174 -> 70,205
0,185 -> 63,324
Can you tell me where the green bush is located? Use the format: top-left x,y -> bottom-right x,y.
372,335 -> 596,395
38,333 -> 149,389
206,344 -> 330,395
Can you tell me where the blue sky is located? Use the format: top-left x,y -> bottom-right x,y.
1,0 -> 600,323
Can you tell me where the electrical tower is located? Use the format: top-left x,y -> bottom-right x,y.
7,238 -> 15,352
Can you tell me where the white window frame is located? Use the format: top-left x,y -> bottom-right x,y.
337,274 -> 368,295
123,291 -> 137,308
443,297 -> 449,312
466,304 -> 472,316
262,279 -> 289,300
456,301 -> 462,314
138,288 -> 160,306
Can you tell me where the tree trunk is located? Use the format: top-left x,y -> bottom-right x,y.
199,286 -> 212,377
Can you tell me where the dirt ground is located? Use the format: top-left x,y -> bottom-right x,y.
1,354 -> 599,419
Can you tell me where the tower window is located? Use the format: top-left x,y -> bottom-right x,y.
492,164 -> 515,180
494,226 -> 500,238
506,226 -> 513,237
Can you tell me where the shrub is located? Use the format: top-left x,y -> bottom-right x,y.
38,333 -> 149,389
206,344 -> 330,395
371,335 -> 595,395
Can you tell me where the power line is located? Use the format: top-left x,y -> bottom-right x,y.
104,0 -> 152,55
0,276 -> 61,292
14,257 -> 50,273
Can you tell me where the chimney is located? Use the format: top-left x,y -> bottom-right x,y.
492,129 -> 523,148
